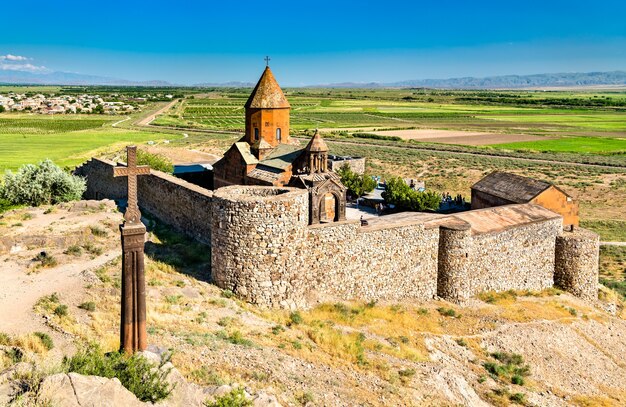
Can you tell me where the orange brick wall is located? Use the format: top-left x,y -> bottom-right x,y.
531,186 -> 579,227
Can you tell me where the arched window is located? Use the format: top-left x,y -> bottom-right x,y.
276,128 -> 281,141
254,128 -> 259,140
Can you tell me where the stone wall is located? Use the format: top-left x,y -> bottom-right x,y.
76,162 -> 601,308
328,157 -> 366,174
74,158 -> 214,244
555,228 -> 599,301
211,186 -> 310,308
306,221 -> 440,303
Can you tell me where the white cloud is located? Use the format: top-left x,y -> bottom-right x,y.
0,63 -> 49,72
0,54 -> 31,61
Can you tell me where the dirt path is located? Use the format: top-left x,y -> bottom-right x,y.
136,100 -> 178,126
0,250 -> 119,335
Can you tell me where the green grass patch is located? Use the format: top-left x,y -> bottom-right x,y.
493,136 -> 626,154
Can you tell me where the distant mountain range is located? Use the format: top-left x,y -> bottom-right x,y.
1,69 -> 625,89
0,70 -> 173,87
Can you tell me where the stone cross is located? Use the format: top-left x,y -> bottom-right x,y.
113,146 -> 151,354
265,56 -> 271,66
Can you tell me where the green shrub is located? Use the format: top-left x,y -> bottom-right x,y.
90,225 -> 108,237
289,312 -> 303,325
0,332 -> 10,345
54,304 -> 68,317
64,245 -> 83,256
78,301 -> 96,312
221,290 -> 234,299
33,332 -> 54,350
509,392 -> 526,404
137,150 -> 174,173
382,176 -> 440,211
33,252 -> 58,268
204,387 -> 251,407
511,374 -> 525,385
1,160 -> 86,206
62,344 -> 173,403
437,307 -> 457,317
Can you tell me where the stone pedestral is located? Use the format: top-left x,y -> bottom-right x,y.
555,227 -> 599,301
120,223 -> 148,353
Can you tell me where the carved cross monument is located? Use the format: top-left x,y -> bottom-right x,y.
113,146 -> 151,353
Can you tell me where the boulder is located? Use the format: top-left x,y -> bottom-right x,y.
38,373 -> 143,407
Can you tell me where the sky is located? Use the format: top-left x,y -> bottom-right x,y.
2,0 -> 626,85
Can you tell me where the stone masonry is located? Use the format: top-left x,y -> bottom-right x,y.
75,161 -> 600,309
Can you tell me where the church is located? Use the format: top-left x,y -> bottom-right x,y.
212,65 -> 347,225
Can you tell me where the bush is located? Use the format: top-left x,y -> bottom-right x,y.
381,176 -> 440,211
1,160 -> 86,206
54,304 -> 68,317
33,332 -> 54,351
63,344 -> 173,403
78,301 -> 96,312
137,150 -> 173,173
205,387 -> 251,407
289,312 -> 303,325
33,252 -> 57,268
337,164 -> 377,198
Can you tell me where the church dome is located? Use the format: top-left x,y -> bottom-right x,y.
305,130 -> 329,152
244,66 -> 290,109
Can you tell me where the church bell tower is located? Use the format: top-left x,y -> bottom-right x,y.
244,62 -> 291,152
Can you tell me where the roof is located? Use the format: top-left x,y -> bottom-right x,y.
234,142 -> 258,165
305,130 -> 329,153
247,166 -> 283,184
252,138 -> 273,150
172,163 -> 213,174
244,66 -> 290,109
450,203 -> 561,235
471,171 -> 556,203
259,143 -> 303,170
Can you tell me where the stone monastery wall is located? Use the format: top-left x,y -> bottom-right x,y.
75,162 -> 600,309
75,158 -> 214,244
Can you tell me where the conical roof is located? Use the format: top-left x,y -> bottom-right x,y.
244,66 -> 290,109
305,130 -> 328,153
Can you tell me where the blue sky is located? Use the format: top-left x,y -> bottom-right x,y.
2,0 -> 625,85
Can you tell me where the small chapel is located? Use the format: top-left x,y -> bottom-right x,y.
212,64 -> 347,224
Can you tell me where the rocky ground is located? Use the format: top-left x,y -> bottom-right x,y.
0,202 -> 625,406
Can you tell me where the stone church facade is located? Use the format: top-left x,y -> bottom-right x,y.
212,66 -> 346,224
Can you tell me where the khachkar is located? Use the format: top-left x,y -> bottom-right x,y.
113,146 -> 151,353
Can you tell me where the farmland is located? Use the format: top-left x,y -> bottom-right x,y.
0,112 -> 178,171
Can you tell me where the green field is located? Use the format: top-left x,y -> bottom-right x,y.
0,114 -> 177,171
495,136 -> 626,153
154,89 -> 626,140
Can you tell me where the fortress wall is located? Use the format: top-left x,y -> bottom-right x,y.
437,224 -> 473,301
555,228 -> 599,301
74,158 -> 214,244
305,222 -> 440,303
211,186 -> 310,309
138,171 -> 214,245
466,218 -> 562,299
328,157 -> 366,175
74,158 -> 126,200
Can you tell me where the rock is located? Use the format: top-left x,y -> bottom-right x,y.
253,392 -> 282,407
38,374 -> 80,407
38,373 -> 143,407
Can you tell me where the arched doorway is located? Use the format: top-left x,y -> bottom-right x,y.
319,192 -> 338,223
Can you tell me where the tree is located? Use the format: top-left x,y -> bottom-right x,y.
337,164 -> 376,198
1,160 -> 86,206
93,104 -> 104,114
381,176 -> 440,211
0,105 -> 5,113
